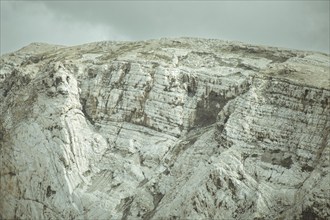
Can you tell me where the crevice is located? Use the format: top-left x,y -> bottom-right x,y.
143,192 -> 164,220
120,196 -> 134,220
46,186 -> 56,198
80,97 -> 95,125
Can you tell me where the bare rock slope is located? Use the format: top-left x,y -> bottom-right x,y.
1,38 -> 329,219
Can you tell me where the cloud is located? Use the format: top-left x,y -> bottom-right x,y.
0,1 -> 128,54
42,1 -> 330,53
1,1 -> 329,54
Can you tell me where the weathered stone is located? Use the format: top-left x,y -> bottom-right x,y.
0,38 -> 329,219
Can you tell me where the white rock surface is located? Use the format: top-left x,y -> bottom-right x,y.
0,38 -> 329,219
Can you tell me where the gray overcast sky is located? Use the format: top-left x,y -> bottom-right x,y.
1,0 -> 329,54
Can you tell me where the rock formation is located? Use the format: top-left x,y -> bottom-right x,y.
0,38 -> 329,219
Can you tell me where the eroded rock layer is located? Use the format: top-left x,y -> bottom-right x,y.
1,38 -> 329,219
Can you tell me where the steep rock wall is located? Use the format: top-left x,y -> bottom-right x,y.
0,38 -> 329,219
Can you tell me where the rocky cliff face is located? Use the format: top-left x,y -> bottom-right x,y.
0,38 -> 329,219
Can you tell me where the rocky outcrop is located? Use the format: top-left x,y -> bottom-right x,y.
0,38 -> 329,219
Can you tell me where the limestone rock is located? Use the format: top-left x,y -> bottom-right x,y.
0,38 -> 329,219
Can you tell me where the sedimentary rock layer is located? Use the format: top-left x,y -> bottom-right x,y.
0,38 -> 329,219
